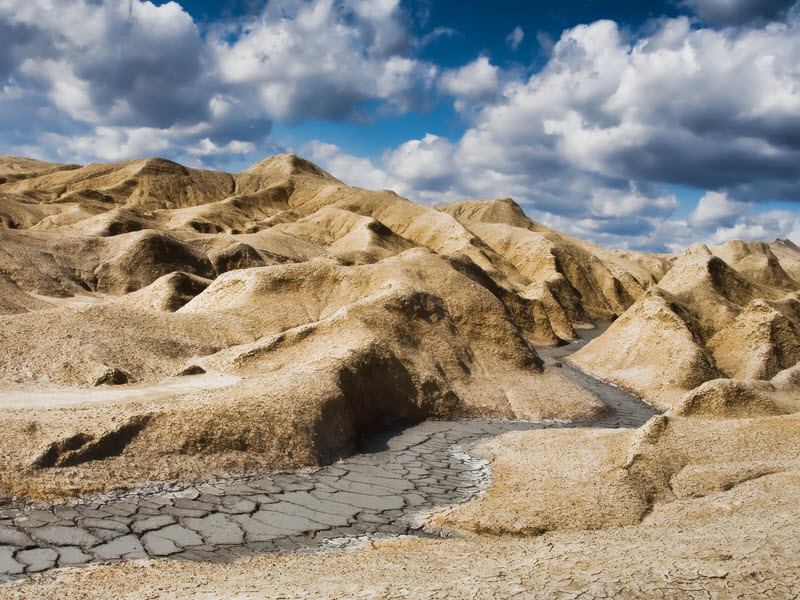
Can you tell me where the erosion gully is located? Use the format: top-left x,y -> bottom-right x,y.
0,327 -> 660,580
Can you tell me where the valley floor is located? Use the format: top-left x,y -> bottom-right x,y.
4,464 -> 799,599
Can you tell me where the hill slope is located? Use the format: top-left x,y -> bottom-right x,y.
1,153 -> 798,498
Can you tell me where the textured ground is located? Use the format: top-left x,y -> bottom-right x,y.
2,153 -> 799,598
4,467 -> 799,599
0,347 -> 659,580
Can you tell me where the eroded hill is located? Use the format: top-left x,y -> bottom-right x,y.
0,153 -> 798,501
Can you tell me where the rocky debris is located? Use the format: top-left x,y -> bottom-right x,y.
93,367 -> 130,386
177,365 -> 206,377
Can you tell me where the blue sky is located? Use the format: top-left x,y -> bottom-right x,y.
1,0 -> 799,251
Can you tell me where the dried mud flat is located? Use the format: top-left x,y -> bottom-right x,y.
0,332 -> 659,580
1,153 -> 800,598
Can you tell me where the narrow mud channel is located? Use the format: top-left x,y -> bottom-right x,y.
0,329 -> 659,580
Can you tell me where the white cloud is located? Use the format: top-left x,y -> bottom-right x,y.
304,140 -> 395,190
188,138 -> 256,157
383,134 -> 457,193
211,0 -> 436,122
506,26 -> 524,51
0,0 -> 437,165
334,15 -> 800,250
688,191 -> 750,227
1,0 -> 207,127
439,56 -> 500,111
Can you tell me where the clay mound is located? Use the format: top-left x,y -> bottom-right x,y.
165,185 -> 292,234
658,243 -> 763,337
179,249 -> 591,404
770,291 -> 800,323
466,222 -> 635,321
0,304 -> 241,388
0,228 -> 105,297
770,238 -> 800,282
611,249 -> 675,281
180,248 -> 549,369
209,241 -> 267,274
431,413 -> 800,536
62,207 -> 157,237
274,206 -> 415,264
571,287 -> 722,410
0,156 -> 80,184
521,280 -> 578,341
0,254 -> 604,497
438,197 -> 552,232
441,198 -> 664,322
442,253 -> 564,346
94,230 -> 216,294
429,428 -> 649,535
0,194 -> 62,230
672,379 -> 787,418
236,227 -> 330,263
290,186 -> 530,292
0,273 -> 51,315
571,243 -> 800,410
239,153 -> 340,183
116,272 -> 212,312
2,157 -> 235,211
29,202 -> 111,232
712,239 -> 797,291
708,299 -> 800,380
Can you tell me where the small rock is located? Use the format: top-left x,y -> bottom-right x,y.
94,367 -> 129,386
178,365 -> 206,376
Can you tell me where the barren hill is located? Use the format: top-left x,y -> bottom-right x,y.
572,241 -> 800,412
0,153 -> 798,501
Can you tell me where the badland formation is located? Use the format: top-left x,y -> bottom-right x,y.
1,153 -> 799,598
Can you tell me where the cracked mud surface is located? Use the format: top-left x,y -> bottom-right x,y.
0,331 -> 660,581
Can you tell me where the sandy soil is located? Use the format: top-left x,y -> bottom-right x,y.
0,372 -> 240,409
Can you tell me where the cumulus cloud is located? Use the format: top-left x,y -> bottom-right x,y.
439,56 -> 500,109
211,0 -> 437,122
685,191 -> 800,248
383,133 -> 458,193
506,26 -> 524,50
0,0 -> 436,165
688,191 -> 750,227
304,140 -> 396,190
680,0 -> 796,25
1,0 -> 208,127
328,15 -> 800,250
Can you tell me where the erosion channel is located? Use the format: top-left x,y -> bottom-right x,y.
0,328 -> 660,580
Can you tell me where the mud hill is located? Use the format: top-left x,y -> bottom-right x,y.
572,241 -> 800,411
0,153 -> 798,502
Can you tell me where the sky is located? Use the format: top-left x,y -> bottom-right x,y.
1,0 -> 800,252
